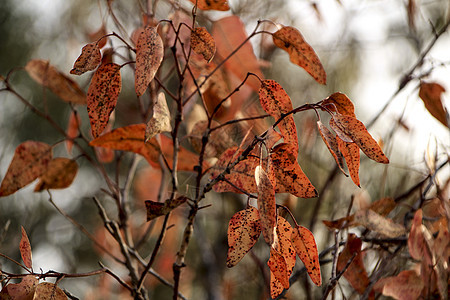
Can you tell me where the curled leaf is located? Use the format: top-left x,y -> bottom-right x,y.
226,206 -> 261,267
25,59 -> 86,104
70,42 -> 101,75
145,196 -> 188,221
322,92 -> 355,116
291,225 -> 321,286
255,165 -> 277,246
34,158 -> 78,191
135,26 -> 164,97
0,141 -> 52,197
145,92 -> 172,142
87,63 -> 122,138
20,227 -> 32,269
272,26 -> 326,84
191,27 -> 216,62
419,82 -> 448,127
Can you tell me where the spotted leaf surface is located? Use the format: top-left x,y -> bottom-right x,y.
255,166 -> 277,245
86,63 -> 122,138
0,141 -> 52,197
0,275 -> 38,299
34,282 -> 67,300
272,26 -> 326,84
191,27 -> 216,62
337,136 -> 360,187
268,249 -> 289,290
188,0 -> 230,11
317,120 -> 346,174
291,225 -> 321,286
20,227 -> 32,269
34,158 -> 78,191
322,92 -> 355,116
70,42 -> 101,75
226,206 -> 261,267
135,26 -> 164,96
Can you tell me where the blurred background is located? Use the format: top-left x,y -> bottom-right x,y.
0,0 -> 449,299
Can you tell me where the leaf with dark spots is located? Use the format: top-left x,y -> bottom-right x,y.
145,196 -> 188,221
317,120 -> 346,175
291,224 -> 321,286
70,42 -> 101,75
337,136 -> 360,187
322,92 -> 355,116
268,249 -> 289,290
255,165 -> 277,246
190,27 -> 216,62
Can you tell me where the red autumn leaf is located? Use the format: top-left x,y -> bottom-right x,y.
408,209 -> 434,266
418,82 -> 448,127
34,282 -> 68,300
268,249 -> 289,290
332,114 -> 389,164
188,0 -> 230,11
25,59 -> 86,104
270,144 -> 317,198
259,80 -> 299,153
0,275 -> 38,300
0,141 -> 52,197
337,136 -> 360,187
86,63 -> 122,138
270,216 -> 296,298
255,165 -> 277,246
337,233 -> 372,296
34,158 -> 78,191
272,26 -> 326,85
189,120 -> 235,158
66,111 -> 81,155
70,42 -> 101,75
20,226 -> 32,269
378,270 -> 424,300
145,92 -> 172,142
226,206 -> 261,267
212,16 -> 263,92
317,120 -> 346,174
322,92 -> 355,117
291,225 -> 321,286
145,196 -> 188,221
90,124 -> 200,171
354,209 -> 406,238
135,25 -> 164,97
190,27 -> 216,62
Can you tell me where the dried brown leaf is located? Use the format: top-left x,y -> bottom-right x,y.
408,209 -> 434,266
188,0 -> 230,10
322,92 -> 355,116
34,282 -> 67,300
337,136 -> 360,187
354,209 -> 406,238
20,227 -> 32,269
145,196 -> 187,221
379,270 -> 424,300
70,42 -> 101,75
419,82 -> 448,127
268,249 -> 289,290
0,141 -> 52,197
317,120 -> 346,174
65,111 -> 81,155
291,225 -> 321,286
189,120 -> 235,158
191,27 -> 216,62
145,92 -> 172,142
0,275 -> 38,300
255,165 -> 277,245
34,158 -> 78,191
272,26 -> 326,84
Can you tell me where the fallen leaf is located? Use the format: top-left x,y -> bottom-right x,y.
0,275 -> 38,300
70,42 -> 101,75
188,0 -> 230,11
145,92 -> 172,141
65,111 -> 81,155
317,120 -> 346,174
418,82 -> 448,127
226,206 -> 261,267
135,26 -> 164,97
34,158 -> 78,191
86,63 -> 122,138
272,26 -> 326,84
191,27 -> 216,62
255,165 -> 277,245
33,282 -> 68,300
0,141 -> 52,197
20,227 -> 32,269
145,196 -> 188,221
379,270 -> 424,300
332,114 -> 389,164
337,136 -> 360,187
354,209 -> 406,238
25,59 -> 86,104
291,224 -> 321,286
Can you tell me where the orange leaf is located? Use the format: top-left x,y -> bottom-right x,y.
90,124 -> 199,171
25,59 -> 86,104
354,209 -> 406,238
0,275 -> 38,300
191,27 -> 216,62
291,225 -> 321,286
70,42 -> 101,75
329,118 -> 353,143
135,26 -> 164,97
317,120 -> 346,174
270,216 -> 296,298
332,114 -> 389,164
212,16 -> 263,92
86,63 -> 122,138
337,136 -> 360,187
145,92 -> 172,142
34,158 -> 78,191
226,206 -> 261,267
337,233 -> 371,295
188,0 -> 230,11
34,282 -> 68,300
379,270 -> 424,300
322,92 -> 355,116
418,82 -> 448,127
20,226 -> 32,269
65,111 -> 81,155
408,209 -> 434,266
259,80 -> 298,153
268,249 -> 289,289
145,196 -> 188,221
270,144 -> 317,198
0,141 -> 52,197
272,26 -> 326,85
95,147 -> 115,163
255,165 -> 277,245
